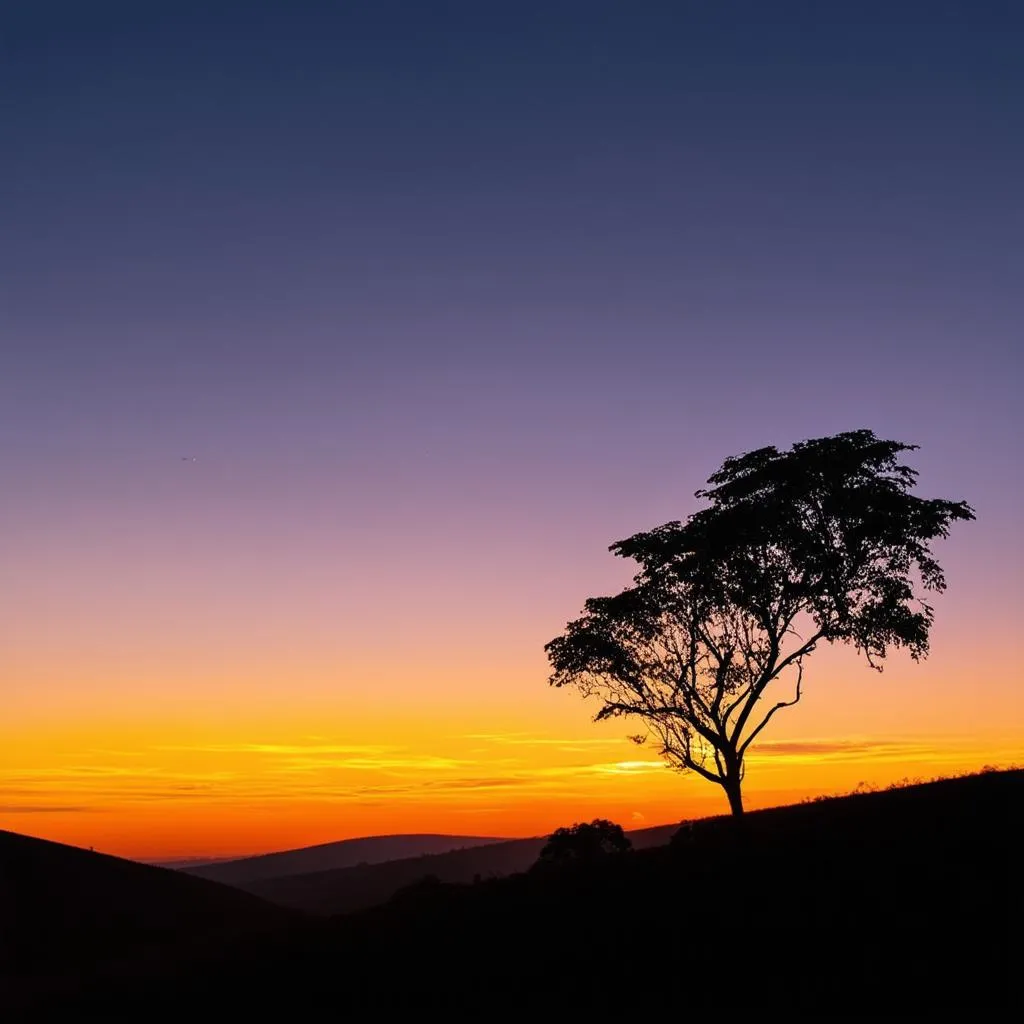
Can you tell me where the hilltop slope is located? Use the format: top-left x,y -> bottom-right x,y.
183,833 -> 505,886
11,770 -> 1024,1016
240,821 -> 680,914
0,828 -> 295,1005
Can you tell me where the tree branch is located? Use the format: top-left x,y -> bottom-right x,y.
728,630 -> 821,747
738,660 -> 804,758
673,753 -> 724,786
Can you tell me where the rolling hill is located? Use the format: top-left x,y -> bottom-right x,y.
182,833 -> 507,886
0,828 -> 296,1010
9,769 -> 1023,1016
238,821 -> 681,914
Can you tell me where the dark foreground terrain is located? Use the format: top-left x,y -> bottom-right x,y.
5,769 -> 1021,1017
0,828 -> 296,1012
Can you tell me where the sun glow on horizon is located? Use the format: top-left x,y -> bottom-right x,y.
2,705 -> 1019,860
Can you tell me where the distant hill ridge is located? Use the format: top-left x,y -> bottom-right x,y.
236,821 -> 683,915
183,833 -> 507,885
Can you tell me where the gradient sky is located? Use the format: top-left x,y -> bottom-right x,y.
2,1 -> 1022,860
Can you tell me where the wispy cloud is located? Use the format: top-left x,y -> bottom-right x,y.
0,765 -> 243,807
14,765 -> 164,778
149,743 -> 470,772
276,755 -> 468,772
350,777 -> 525,797
0,752 -> 479,806
156,743 -> 398,756
0,805 -> 99,814
466,733 -> 625,748
6,735 -> 1003,813
747,738 -> 948,764
591,760 -> 667,774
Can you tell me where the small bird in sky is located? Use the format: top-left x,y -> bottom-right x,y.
181,457 -> 196,462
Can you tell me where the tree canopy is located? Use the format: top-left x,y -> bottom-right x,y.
536,819 -> 632,866
546,430 -> 974,816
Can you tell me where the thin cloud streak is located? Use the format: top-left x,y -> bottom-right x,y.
3,738 -> 1012,818
0,757 -> 672,807
276,756 -> 467,771
0,805 -> 100,813
465,734 -> 626,747
747,738 -> 946,764
155,743 -> 399,756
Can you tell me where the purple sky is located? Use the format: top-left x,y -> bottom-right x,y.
3,1 -> 1021,750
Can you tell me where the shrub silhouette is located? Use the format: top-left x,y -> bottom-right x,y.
670,821 -> 695,849
535,819 -> 631,867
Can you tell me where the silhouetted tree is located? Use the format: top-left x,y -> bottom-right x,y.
537,819 -> 631,865
546,431 -> 974,817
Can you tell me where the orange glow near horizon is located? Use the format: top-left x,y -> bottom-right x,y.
4,464 -> 1020,862
4,654 -> 1021,860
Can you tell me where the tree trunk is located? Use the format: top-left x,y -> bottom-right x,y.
722,773 -> 745,817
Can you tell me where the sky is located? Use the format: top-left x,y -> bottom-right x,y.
2,0 -> 1022,860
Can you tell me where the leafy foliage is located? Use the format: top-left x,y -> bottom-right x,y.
536,819 -> 632,866
546,430 -> 974,815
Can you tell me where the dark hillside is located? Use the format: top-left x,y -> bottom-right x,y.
0,829 -> 296,1010
16,769 -> 1022,1017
